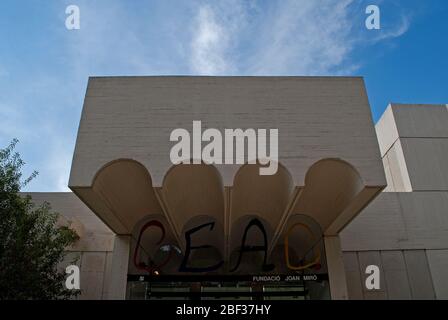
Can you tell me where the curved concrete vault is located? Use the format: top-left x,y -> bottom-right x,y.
71,158 -> 381,268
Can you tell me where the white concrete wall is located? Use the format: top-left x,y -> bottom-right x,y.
342,250 -> 436,299
27,193 -> 116,300
58,250 -> 114,299
69,76 -> 386,188
400,138 -> 448,191
341,192 -> 448,251
376,104 -> 448,192
25,192 -> 115,252
340,191 -> 448,299
343,104 -> 448,299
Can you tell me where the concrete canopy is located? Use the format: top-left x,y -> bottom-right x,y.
69,76 -> 386,251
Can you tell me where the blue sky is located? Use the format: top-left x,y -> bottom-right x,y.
0,0 -> 447,191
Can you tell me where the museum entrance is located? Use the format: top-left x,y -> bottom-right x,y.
126,212 -> 331,300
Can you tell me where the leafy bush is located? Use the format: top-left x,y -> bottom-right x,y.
0,139 -> 79,299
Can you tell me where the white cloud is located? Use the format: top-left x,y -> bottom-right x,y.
190,5 -> 229,75
249,0 -> 356,75
189,0 -> 251,75
63,1 -> 155,77
188,0 -> 412,76
0,104 -> 72,192
370,14 -> 411,42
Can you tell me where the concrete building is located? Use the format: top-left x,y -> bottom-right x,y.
28,77 -> 448,300
340,103 -> 448,299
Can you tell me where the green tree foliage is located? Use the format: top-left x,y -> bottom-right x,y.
0,139 -> 79,299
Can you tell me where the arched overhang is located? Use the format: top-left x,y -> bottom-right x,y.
297,158 -> 364,231
269,158 -> 383,252
228,162 -> 293,260
71,158 -> 163,234
159,162 -> 225,248
70,157 -> 383,265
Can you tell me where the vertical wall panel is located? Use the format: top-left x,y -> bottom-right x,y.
58,251 -> 82,300
382,156 -> 395,192
107,235 -> 131,300
385,140 -> 412,192
324,236 -> 349,300
403,250 -> 435,299
426,250 -> 448,299
102,251 -> 114,299
79,252 -> 106,300
380,251 -> 411,299
357,251 -> 387,300
343,252 -> 364,299
400,138 -> 448,191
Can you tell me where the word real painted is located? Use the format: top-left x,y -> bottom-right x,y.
134,218 -> 322,274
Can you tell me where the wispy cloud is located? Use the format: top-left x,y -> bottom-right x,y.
190,0 -> 249,75
188,0 -> 412,75
62,1 -> 157,77
248,0 -> 356,75
370,14 -> 411,42
190,5 -> 229,75
0,75 -> 78,192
